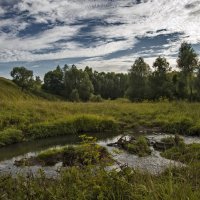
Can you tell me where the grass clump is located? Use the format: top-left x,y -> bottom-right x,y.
16,135 -> 112,167
124,136 -> 152,157
161,142 -> 200,164
0,128 -> 23,147
161,134 -> 184,145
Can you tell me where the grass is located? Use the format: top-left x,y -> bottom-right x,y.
15,136 -> 113,167
123,136 -> 152,157
0,128 -> 23,147
0,164 -> 200,200
1,78 -> 200,199
1,98 -> 200,146
161,143 -> 200,164
1,77 -> 200,142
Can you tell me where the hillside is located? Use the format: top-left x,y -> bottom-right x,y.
0,77 -> 60,101
0,77 -> 35,101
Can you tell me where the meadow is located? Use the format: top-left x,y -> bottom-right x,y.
1,77 -> 200,199
1,97 -> 200,146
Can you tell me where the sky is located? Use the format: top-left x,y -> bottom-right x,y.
0,0 -> 200,77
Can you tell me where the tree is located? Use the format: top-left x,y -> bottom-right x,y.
64,65 -> 94,101
78,72 -> 94,101
43,66 -> 64,95
194,64 -> 200,100
126,57 -> 150,101
150,56 -> 173,100
64,65 -> 82,98
177,42 -> 198,101
33,76 -> 42,90
69,89 -> 80,102
10,67 -> 34,91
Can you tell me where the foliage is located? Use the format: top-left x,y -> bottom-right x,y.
8,42 -> 200,102
177,42 -> 199,101
0,128 -> 23,146
124,136 -> 152,157
10,67 -> 34,91
42,66 -> 64,95
126,57 -> 150,101
69,89 -> 80,102
89,94 -> 103,102
161,143 -> 200,164
149,56 -> 173,100
26,115 -> 118,139
160,135 -> 184,146
16,135 -> 112,167
0,164 -> 200,200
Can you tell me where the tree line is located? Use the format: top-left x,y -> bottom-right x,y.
10,42 -> 200,102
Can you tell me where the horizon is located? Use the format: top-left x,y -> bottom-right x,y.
0,0 -> 200,78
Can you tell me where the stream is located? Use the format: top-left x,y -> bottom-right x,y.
0,132 -> 200,177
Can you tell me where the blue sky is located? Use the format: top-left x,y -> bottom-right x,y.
0,0 -> 200,77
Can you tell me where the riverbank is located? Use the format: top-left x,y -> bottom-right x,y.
0,133 -> 200,200
1,100 -> 200,147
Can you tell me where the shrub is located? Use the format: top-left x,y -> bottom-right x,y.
0,128 -> 23,146
70,89 -> 80,102
161,135 -> 184,145
89,94 -> 103,102
124,136 -> 152,157
161,143 -> 200,164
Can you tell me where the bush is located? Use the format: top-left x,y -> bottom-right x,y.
89,94 -> 103,102
161,143 -> 200,164
155,116 -> 194,135
70,89 -> 80,102
124,136 -> 151,157
161,135 -> 184,145
0,128 -> 23,146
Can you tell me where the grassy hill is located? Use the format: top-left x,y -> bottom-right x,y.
0,77 -> 61,101
0,77 -> 35,101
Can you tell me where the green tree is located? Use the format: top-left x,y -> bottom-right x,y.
64,65 -> 82,98
43,66 -> 64,95
78,72 -> 94,101
194,65 -> 200,100
33,76 -> 42,90
150,56 -> 173,100
64,65 -> 94,101
177,42 -> 198,101
126,57 -> 150,101
69,89 -> 80,102
10,67 -> 34,91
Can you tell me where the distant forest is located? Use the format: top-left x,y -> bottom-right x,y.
10,42 -> 200,102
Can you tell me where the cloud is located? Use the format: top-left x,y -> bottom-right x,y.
0,0 -> 200,76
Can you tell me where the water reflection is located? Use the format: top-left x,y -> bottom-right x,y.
0,132 -> 118,162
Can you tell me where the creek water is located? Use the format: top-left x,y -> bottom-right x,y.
0,132 -> 200,177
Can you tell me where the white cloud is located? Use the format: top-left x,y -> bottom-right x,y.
0,0 -> 200,71
0,7 -> 5,15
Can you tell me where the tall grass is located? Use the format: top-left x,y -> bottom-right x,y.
0,164 -> 199,200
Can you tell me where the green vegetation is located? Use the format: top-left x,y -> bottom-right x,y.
122,136 -> 152,157
2,134 -> 200,199
0,164 -> 200,200
27,115 -> 118,140
0,77 -> 34,100
161,143 -> 200,164
15,136 -> 112,167
0,42 -> 200,199
22,42 -> 198,102
2,82 -> 200,146
160,135 -> 184,145
0,128 -> 23,147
